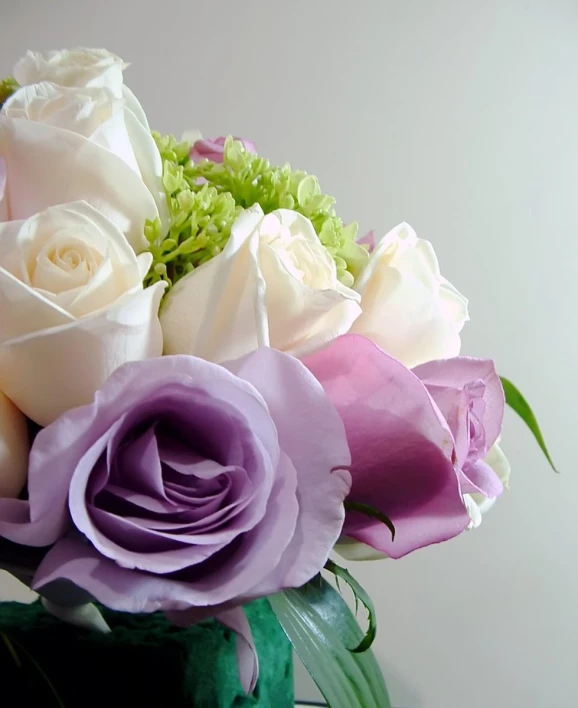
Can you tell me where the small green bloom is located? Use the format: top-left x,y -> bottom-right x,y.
144,133 -> 368,292
184,136 -> 369,284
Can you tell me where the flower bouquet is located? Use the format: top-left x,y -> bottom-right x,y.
0,49 -> 554,708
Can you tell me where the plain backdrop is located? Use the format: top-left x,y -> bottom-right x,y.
0,1 -> 577,706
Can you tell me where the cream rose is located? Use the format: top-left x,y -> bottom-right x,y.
13,49 -> 126,96
0,390 -> 29,499
0,201 -> 165,425
1,49 -> 167,249
351,223 -> 469,367
160,206 -> 361,362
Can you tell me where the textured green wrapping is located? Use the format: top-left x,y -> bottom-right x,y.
0,599 -> 293,707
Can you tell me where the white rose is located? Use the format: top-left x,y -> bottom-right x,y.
0,391 -> 29,499
13,49 -> 126,97
160,205 -> 361,362
0,201 -> 166,425
2,49 -> 167,248
350,223 -> 469,367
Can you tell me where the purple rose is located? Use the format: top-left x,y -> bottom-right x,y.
303,335 -> 471,559
190,135 -> 257,163
413,357 -> 505,502
0,350 -> 350,691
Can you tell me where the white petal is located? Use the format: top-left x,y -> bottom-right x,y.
0,116 -> 157,251
0,281 -> 166,426
160,207 -> 268,361
122,85 -> 150,129
1,82 -> 122,140
0,267 -> 73,341
352,222 -> 468,367
0,390 -> 29,498
13,49 -> 125,97
258,210 -> 361,355
123,107 -> 169,233
89,110 -> 141,175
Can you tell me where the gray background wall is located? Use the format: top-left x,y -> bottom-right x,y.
1,2 -> 576,706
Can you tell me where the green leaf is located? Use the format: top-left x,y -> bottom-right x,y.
1,632 -> 21,668
500,376 -> 558,472
269,577 -> 390,708
324,560 -> 376,653
344,500 -> 396,541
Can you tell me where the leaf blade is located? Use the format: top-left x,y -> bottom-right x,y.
269,577 -> 390,708
344,500 -> 396,540
324,559 -> 376,653
500,376 -> 557,472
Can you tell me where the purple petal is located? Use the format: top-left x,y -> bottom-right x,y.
461,459 -> 504,499
303,335 -> 470,558
190,136 -> 257,164
166,604 -> 258,696
413,357 -> 504,449
357,229 -> 376,252
33,461 -> 298,608
215,607 -> 258,695
224,347 -> 351,590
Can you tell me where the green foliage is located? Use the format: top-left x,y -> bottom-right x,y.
145,133 -> 368,290
344,500 -> 396,541
270,575 -> 390,708
500,376 -> 558,472
324,560 -> 377,653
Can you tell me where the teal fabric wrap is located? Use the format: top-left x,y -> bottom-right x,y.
0,599 -> 293,707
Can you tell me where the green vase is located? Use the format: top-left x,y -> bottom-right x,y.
0,599 -> 294,707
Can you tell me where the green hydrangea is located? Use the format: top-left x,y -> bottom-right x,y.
145,133 -> 368,290
0,76 -> 19,109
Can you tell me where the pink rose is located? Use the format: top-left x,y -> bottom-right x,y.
413,357 -> 506,512
303,335 -> 470,559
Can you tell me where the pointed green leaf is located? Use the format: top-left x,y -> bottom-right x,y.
500,376 -> 558,472
324,560 -> 376,653
269,577 -> 390,708
344,500 -> 396,541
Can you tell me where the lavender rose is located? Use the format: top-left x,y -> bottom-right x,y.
413,357 -> 507,524
0,350 -> 350,690
303,334 -> 471,560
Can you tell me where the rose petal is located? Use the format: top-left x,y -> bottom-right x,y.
224,346 -> 351,590
304,334 -> 470,558
0,116 -> 158,251
413,357 -> 505,450
161,206 -> 268,361
460,459 -> 504,499
0,281 -> 165,425
32,460 -> 297,608
214,608 -> 258,695
352,223 -> 469,367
